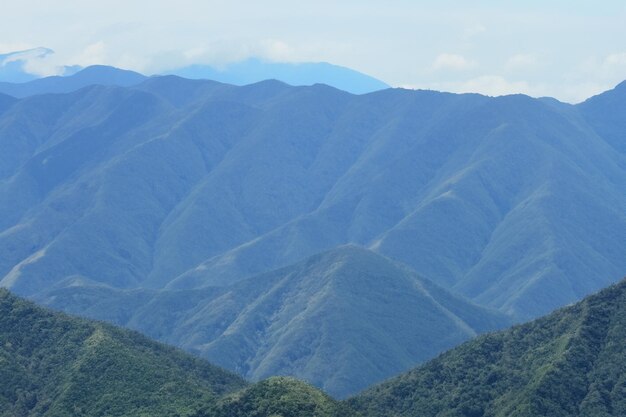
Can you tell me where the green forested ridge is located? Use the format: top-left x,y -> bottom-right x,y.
194,377 -> 357,417
0,289 -> 352,417
8,278 -> 626,417
0,288 -> 245,416
350,278 -> 626,417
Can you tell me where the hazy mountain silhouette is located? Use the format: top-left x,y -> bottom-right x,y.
0,48 -> 59,83
0,65 -> 146,98
165,58 -> 389,94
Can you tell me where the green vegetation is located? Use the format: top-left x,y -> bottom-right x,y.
194,377 -> 355,417
0,289 -> 354,417
350,278 -> 626,417
0,288 -> 245,416
10,276 -> 626,417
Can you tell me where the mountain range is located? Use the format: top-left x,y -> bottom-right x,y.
0,288 -> 245,416
34,245 -> 509,397
0,51 -> 389,96
5,275 -> 626,416
1,72 -> 626,395
166,58 -> 389,94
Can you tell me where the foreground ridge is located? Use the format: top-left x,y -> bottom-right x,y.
349,278 -> 626,417
0,289 -> 351,417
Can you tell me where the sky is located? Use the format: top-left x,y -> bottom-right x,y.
2,0 -> 626,102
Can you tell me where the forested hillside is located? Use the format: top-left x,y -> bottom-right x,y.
351,278 -> 626,417
0,289 -> 244,416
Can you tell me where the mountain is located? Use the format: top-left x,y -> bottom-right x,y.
165,58 -> 389,94
578,80 -> 626,153
34,246 -> 510,398
350,277 -> 626,417
0,77 -> 625,320
0,65 -> 146,98
0,288 -> 245,416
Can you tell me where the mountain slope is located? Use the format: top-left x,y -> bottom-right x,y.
579,80 -> 626,153
1,78 -> 626,318
169,89 -> 626,318
350,277 -> 626,417
35,246 -> 510,398
0,65 -> 146,98
0,288 -> 245,416
166,58 -> 389,94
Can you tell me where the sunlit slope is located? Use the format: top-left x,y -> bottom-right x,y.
0,289 -> 245,416
350,277 -> 626,417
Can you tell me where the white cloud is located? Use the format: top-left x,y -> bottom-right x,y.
5,47 -> 65,77
429,75 -> 536,97
464,24 -> 487,39
505,54 -> 538,71
0,42 -> 35,55
257,39 -> 294,62
72,41 -> 107,67
604,52 -> 626,71
432,53 -> 477,71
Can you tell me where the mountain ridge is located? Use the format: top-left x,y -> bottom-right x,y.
35,245 -> 510,398
0,287 -> 246,416
350,276 -> 626,417
0,65 -> 147,98
163,57 -> 389,94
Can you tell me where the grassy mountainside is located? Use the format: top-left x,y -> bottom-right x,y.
350,278 -> 626,417
0,288 -> 245,416
35,246 -> 510,398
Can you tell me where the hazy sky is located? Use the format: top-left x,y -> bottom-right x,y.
3,0 -> 626,102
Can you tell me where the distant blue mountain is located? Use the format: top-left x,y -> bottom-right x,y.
0,65 -> 146,98
164,58 -> 389,94
0,47 -> 80,83
0,48 -> 53,83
